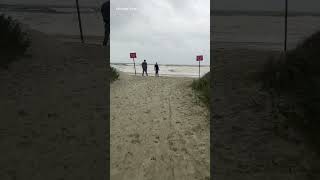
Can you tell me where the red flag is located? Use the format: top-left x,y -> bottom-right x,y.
130,52 -> 136,58
196,55 -> 203,61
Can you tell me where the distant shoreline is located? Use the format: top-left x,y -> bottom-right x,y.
111,62 -> 210,67
122,72 -> 200,78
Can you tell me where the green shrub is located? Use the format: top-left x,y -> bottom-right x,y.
192,72 -> 210,106
261,30 -> 320,150
0,14 -> 30,69
110,66 -> 119,82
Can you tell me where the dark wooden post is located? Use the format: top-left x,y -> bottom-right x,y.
76,0 -> 84,43
284,0 -> 288,52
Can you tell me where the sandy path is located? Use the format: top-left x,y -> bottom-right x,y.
111,73 -> 209,180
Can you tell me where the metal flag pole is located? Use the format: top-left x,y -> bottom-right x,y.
196,55 -> 203,78
130,53 -> 137,75
199,60 -> 200,79
133,58 -> 136,75
284,0 -> 288,52
76,0 -> 84,43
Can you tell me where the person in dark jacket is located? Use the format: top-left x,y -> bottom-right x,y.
154,62 -> 159,77
101,0 -> 110,46
142,60 -> 148,76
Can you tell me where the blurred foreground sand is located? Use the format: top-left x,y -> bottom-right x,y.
0,29 -> 108,179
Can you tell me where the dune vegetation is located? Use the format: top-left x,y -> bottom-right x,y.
109,66 -> 119,82
0,14 -> 30,69
261,30 -> 320,152
192,72 -> 210,107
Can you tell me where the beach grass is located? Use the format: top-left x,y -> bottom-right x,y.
110,66 -> 119,82
192,72 -> 210,107
261,30 -> 320,152
0,14 -> 30,69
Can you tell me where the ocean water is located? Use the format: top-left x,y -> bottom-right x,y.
111,63 -> 210,78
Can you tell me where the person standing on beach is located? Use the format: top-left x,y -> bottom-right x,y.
101,0 -> 110,46
154,62 -> 159,77
142,60 -> 148,76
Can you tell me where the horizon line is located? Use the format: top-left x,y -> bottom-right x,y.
111,62 -> 210,66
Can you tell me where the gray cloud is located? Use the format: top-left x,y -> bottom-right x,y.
110,0 -> 210,65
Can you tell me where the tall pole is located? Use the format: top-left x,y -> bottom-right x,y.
199,60 -> 200,79
76,0 -> 84,43
133,58 -> 136,75
284,0 -> 288,52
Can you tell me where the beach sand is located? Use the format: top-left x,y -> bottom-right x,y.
0,29 -> 108,179
110,73 -> 210,180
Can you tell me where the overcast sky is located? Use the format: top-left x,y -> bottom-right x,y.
4,0 -> 320,12
110,0 -> 210,65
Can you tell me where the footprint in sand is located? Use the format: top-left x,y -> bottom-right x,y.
184,131 -> 194,136
154,136 -> 160,143
144,110 -> 151,114
167,133 -> 187,153
128,133 -> 141,144
121,151 -> 134,169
